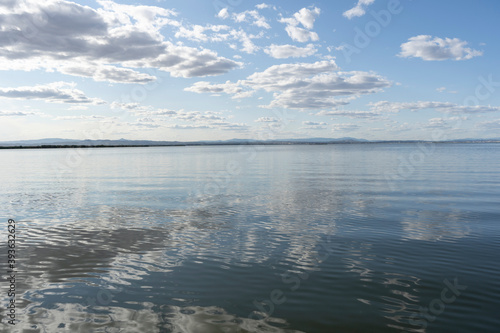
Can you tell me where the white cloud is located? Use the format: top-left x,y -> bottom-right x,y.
284,26 -> 319,43
229,29 -> 261,53
315,100 -> 500,121
233,90 -> 256,99
315,101 -> 500,120
175,24 -> 230,42
331,123 -> 361,132
226,9 -> 271,29
255,117 -> 279,122
184,81 -> 243,95
127,43 -> 242,77
111,102 -> 143,110
279,7 -> 321,42
264,44 -> 317,59
184,81 -> 255,100
302,121 -> 328,130
244,60 -> 339,89
0,111 -> 38,117
303,121 -> 327,125
60,64 -> 156,84
246,62 -> 391,109
0,0 -> 240,82
0,82 -> 105,104
371,101 -> 500,114
424,116 -> 467,129
256,3 -> 276,10
111,102 -> 248,131
294,7 -> 321,29
217,8 -> 229,19
316,110 -> 381,118
174,21 -> 263,54
302,120 -> 328,129
144,109 -> 178,116
399,35 -> 483,61
186,60 -> 391,110
343,0 -> 375,19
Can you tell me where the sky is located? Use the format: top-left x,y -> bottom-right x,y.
0,0 -> 499,141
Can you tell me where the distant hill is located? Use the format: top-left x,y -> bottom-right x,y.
0,138 -> 183,147
0,137 -> 368,147
1,137 -> 499,148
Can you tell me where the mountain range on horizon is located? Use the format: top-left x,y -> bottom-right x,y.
1,137 -> 500,147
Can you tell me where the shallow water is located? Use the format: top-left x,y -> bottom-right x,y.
1,143 -> 499,332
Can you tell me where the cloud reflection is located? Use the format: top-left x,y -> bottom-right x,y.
401,209 -> 471,241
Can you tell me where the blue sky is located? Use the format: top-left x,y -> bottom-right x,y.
1,0 -> 499,141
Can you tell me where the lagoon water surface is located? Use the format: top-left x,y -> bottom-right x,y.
1,143 -> 499,332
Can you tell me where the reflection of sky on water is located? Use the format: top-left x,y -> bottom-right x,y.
401,209 -> 471,241
7,303 -> 302,333
1,145 -> 499,332
165,306 -> 303,333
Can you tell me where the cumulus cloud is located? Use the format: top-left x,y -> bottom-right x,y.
184,80 -> 254,99
219,8 -> 271,29
399,35 -> 483,61
246,62 -> 391,109
59,65 -> 156,84
184,81 -> 242,95
229,29 -> 261,53
109,101 -> 247,131
0,0 -> 240,82
111,102 -> 143,110
264,44 -> 317,59
0,82 -> 105,104
343,0 -> 375,19
186,60 -> 391,110
283,26 -> 319,43
279,7 -> 321,42
233,10 -> 271,29
174,24 -> 230,42
293,7 -> 321,29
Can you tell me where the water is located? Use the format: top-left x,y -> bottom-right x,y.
1,143 -> 499,332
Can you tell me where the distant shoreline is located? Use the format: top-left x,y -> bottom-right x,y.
1,141 -> 500,149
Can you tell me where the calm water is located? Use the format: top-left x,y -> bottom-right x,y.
1,143 -> 499,332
